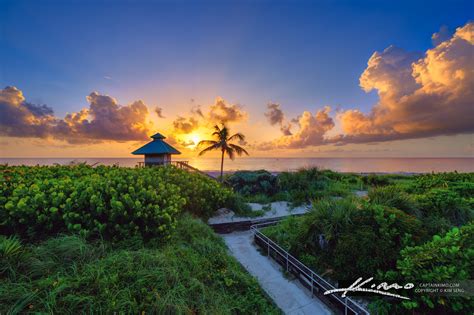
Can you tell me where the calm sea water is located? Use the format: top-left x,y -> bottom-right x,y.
1,157 -> 473,173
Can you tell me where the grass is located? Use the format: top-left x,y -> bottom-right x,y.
0,215 -> 280,314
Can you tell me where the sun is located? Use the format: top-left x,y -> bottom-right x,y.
191,134 -> 200,146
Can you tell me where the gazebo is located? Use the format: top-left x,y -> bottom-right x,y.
132,133 -> 181,166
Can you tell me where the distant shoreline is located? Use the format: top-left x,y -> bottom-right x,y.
1,157 -> 473,173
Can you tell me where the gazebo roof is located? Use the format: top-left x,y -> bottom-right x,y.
132,133 -> 181,155
150,132 -> 166,139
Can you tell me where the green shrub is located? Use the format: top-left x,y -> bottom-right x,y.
416,188 -> 472,227
373,224 -> 474,314
262,198 -> 425,280
408,172 -> 474,194
362,174 -> 390,187
277,168 -> 357,204
0,165 -> 232,241
227,170 -> 279,196
369,185 -> 421,217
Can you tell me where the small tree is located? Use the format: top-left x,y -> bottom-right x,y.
198,124 -> 249,181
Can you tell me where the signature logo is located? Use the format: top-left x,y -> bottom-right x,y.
324,277 -> 414,300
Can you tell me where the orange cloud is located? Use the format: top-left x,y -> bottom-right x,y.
0,87 -> 152,143
208,97 -> 247,124
334,21 -> 474,144
172,116 -> 199,133
259,106 -> 334,149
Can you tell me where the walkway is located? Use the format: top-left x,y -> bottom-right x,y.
208,201 -> 310,225
223,231 -> 333,315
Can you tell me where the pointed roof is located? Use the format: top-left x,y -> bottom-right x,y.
151,132 -> 166,139
132,133 -> 181,155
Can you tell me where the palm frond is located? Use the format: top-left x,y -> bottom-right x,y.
197,140 -> 218,148
228,143 -> 249,156
225,147 -> 235,160
228,133 -> 245,142
198,143 -> 222,156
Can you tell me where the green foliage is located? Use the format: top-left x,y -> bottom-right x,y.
227,170 -> 279,196
0,215 -> 279,314
0,165 -> 233,241
416,189 -> 472,227
369,185 -> 421,217
362,174 -> 391,186
0,236 -> 24,277
408,172 -> 474,194
260,171 -> 472,314
373,224 -> 474,314
227,168 -> 360,205
223,193 -> 257,217
278,168 -> 359,204
262,198 -> 424,280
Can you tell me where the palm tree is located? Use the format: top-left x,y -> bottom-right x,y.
198,124 -> 249,181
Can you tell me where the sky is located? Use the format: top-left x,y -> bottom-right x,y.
0,0 -> 473,158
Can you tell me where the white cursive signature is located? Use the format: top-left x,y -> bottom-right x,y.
324,277 -> 414,300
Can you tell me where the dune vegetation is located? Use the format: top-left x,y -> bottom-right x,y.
0,165 -> 278,314
243,170 -> 474,314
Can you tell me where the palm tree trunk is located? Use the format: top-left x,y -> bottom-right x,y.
220,149 -> 225,182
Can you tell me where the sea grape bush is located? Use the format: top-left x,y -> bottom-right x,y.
0,165 -> 231,241
372,224 -> 474,314
396,224 -> 474,313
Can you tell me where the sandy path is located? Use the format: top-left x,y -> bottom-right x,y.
208,201 -> 310,224
222,231 -> 333,315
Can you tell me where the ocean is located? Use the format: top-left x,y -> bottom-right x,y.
1,157 -> 473,173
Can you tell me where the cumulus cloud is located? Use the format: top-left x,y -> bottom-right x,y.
264,103 -> 293,135
169,97 -> 248,136
0,87 -> 152,143
259,107 -> 334,149
257,22 -> 473,149
0,86 -> 56,138
334,21 -> 474,144
432,25 -> 451,46
172,116 -> 199,133
208,97 -> 247,124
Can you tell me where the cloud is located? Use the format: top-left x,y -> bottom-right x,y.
264,103 -> 293,135
0,87 -> 152,143
334,21 -> 474,144
0,86 -> 56,138
432,25 -> 451,46
155,106 -> 165,118
169,97 -> 248,136
265,103 -> 285,125
172,116 -> 199,133
208,97 -> 247,124
280,123 -> 293,136
258,22 -> 473,149
191,105 -> 204,118
259,107 -> 334,149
